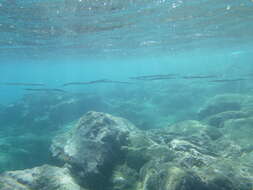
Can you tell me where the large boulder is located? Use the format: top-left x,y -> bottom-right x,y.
213,117 -> 253,158
124,131 -> 176,172
222,117 -> 253,145
198,94 -> 249,119
123,120 -> 218,173
204,111 -> 249,127
111,164 -> 139,190
0,165 -> 84,190
0,93 -> 110,172
51,111 -> 138,190
164,121 -> 218,168
119,119 -> 253,190
1,111 -> 252,190
139,161 -> 207,190
195,159 -> 253,190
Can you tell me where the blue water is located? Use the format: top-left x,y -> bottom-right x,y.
1,0 -> 253,59
0,0 -> 253,155
1,1 -> 252,66
1,49 -> 252,104
1,0 -> 253,179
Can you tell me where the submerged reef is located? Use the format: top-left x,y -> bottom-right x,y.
0,84 -> 203,172
1,104 -> 253,190
51,111 -> 136,190
0,165 -> 84,190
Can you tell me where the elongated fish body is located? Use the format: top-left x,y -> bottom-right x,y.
182,75 -> 218,79
137,77 -> 176,81
129,74 -> 177,80
63,79 -> 108,86
208,78 -> 246,83
63,79 -> 132,86
24,88 -> 66,92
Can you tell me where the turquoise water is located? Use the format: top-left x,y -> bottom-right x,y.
0,0 -> 253,185
0,0 -> 253,101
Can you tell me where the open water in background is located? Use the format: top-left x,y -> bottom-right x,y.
0,0 -> 253,98
0,0 -> 252,104
0,0 -> 253,174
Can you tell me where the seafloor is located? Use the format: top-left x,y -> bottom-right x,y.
0,81 -> 253,190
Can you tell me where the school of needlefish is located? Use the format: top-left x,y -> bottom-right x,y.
0,73 -> 250,93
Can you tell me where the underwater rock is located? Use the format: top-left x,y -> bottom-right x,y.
164,120 -> 218,147
169,138 -> 217,168
125,132 -> 175,171
165,120 -> 208,136
111,165 -> 139,190
165,121 -> 217,168
51,111 -> 138,190
125,120 -> 218,170
219,117 -> 253,150
124,133 -> 154,170
194,160 -> 253,190
130,120 -> 253,190
205,110 -> 249,127
139,161 -> 207,190
0,165 -> 84,190
1,109 -> 253,190
198,94 -> 249,119
0,92 -> 112,173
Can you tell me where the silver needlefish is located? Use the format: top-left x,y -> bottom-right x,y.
182,75 -> 219,79
208,78 -> 246,83
129,74 -> 178,80
63,79 -> 132,86
63,79 -> 109,86
24,88 -> 66,93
